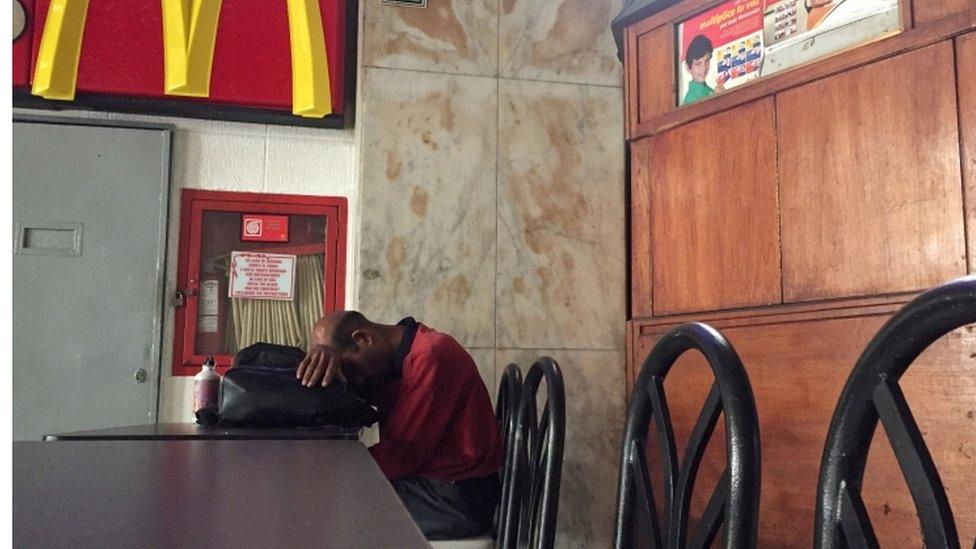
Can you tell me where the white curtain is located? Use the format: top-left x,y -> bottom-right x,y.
224,253 -> 325,353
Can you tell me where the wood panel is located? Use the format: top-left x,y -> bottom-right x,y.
959,32 -> 976,273
914,0 -> 972,26
649,98 -> 781,314
778,41 -> 966,303
631,138 -> 654,318
632,313 -> 976,548
636,25 -> 675,128
631,11 -> 972,141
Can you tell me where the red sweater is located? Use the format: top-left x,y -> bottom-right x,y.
369,322 -> 503,481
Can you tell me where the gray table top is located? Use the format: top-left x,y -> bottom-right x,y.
14,440 -> 431,549
44,422 -> 361,441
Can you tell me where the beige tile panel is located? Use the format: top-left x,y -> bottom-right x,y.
500,0 -> 624,86
467,347 -> 498,407
358,68 -> 497,347
363,0 -> 498,76
497,79 -> 626,350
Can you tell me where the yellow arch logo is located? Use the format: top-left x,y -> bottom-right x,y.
31,0 -> 333,118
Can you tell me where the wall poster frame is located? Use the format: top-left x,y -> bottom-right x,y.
675,0 -> 903,107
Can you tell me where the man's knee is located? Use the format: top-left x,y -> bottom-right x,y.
393,477 -> 492,540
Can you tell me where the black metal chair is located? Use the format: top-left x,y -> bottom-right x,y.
814,275 -> 976,549
499,357 -> 566,549
495,363 -> 523,544
613,322 -> 761,549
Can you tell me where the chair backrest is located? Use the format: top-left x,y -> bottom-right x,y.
499,357 -> 565,549
814,275 -> 976,549
495,363 -> 523,545
613,322 -> 761,549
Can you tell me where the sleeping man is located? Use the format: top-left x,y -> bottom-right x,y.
297,311 -> 502,540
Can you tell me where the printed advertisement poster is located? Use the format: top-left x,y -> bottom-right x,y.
764,0 -> 898,47
677,0 -> 899,107
229,251 -> 297,301
678,0 -> 765,106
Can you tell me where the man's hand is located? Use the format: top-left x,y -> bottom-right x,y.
297,345 -> 342,387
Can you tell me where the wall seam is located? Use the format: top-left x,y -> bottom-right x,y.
362,63 -> 624,91
493,0 -> 501,392
773,95 -> 786,303
363,64 -> 496,82
499,74 -> 623,90
496,346 -> 623,352
951,38 -> 972,273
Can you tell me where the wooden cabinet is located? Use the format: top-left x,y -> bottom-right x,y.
777,41 -> 967,302
619,0 -> 976,541
649,98 -> 781,314
913,0 -> 973,26
633,308 -> 976,547
959,32 -> 976,274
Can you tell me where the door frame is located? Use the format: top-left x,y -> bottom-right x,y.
13,113 -> 174,424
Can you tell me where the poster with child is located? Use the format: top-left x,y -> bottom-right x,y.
676,0 -> 897,107
677,0 -> 765,106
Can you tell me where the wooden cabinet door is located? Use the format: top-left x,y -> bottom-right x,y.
778,41 -> 966,303
649,98 -> 781,315
631,310 -> 976,548
633,25 -> 675,131
913,0 -> 973,26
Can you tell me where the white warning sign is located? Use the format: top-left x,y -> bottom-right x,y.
229,251 -> 296,301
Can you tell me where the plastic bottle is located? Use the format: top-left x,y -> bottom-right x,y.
193,356 -> 221,424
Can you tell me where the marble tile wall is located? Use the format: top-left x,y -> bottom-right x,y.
363,0 -> 498,75
500,0 -> 624,86
358,0 -> 625,545
497,79 -> 625,350
358,68 -> 498,349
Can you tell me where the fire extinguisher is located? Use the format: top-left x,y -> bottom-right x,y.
195,258 -> 226,355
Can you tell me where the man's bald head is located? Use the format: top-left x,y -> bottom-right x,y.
306,311 -> 403,396
312,310 -> 372,350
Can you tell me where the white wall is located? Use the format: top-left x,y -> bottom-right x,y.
14,107 -> 360,422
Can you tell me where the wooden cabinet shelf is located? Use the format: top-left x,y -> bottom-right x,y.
619,1 -> 976,543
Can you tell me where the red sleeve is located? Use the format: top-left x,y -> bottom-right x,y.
369,347 -> 466,481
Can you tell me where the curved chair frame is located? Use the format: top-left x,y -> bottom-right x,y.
500,357 -> 565,549
814,275 -> 976,549
496,363 -> 523,545
613,322 -> 761,549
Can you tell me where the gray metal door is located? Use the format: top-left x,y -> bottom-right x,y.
12,119 -> 171,441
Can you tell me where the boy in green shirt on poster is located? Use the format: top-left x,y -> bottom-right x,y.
682,34 -> 726,106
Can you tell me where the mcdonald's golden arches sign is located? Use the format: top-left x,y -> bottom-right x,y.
12,0 -> 353,127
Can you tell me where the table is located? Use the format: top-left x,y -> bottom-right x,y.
14,440 -> 431,548
44,422 -> 361,441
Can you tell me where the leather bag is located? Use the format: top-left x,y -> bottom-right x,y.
215,343 -> 378,428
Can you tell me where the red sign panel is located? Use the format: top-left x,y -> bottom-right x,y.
15,0 -> 349,125
241,214 -> 289,242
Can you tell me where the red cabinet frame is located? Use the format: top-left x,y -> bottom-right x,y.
172,190 -> 347,375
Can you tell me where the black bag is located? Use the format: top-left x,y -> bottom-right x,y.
194,343 -> 309,426
218,366 -> 378,428
233,342 -> 307,369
